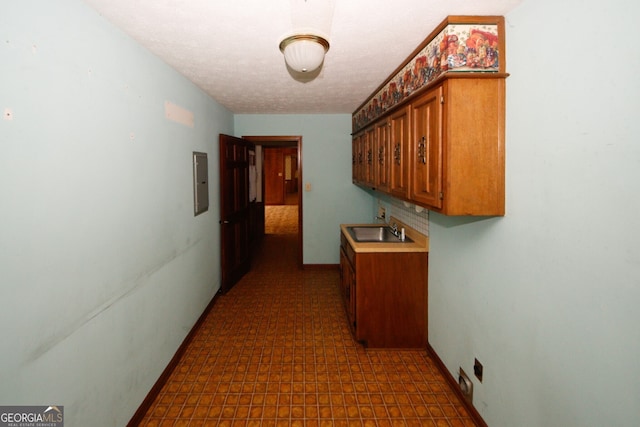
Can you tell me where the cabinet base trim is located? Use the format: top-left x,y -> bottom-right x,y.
303,263 -> 339,270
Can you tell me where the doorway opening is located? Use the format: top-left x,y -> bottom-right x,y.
243,136 -> 302,268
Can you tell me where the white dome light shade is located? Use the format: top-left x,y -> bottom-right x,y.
279,34 -> 330,73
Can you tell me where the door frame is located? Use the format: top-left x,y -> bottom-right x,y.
243,135 -> 303,268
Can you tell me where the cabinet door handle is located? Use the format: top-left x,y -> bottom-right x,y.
378,146 -> 385,165
394,143 -> 401,165
426,134 -> 430,166
417,136 -> 427,164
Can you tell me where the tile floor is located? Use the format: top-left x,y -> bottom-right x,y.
138,232 -> 476,426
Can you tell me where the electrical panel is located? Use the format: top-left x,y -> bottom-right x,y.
193,152 -> 208,216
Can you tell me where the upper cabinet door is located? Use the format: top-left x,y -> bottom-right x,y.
375,119 -> 390,193
364,127 -> 376,187
352,132 -> 366,185
410,86 -> 443,209
389,106 -> 410,199
351,134 -> 360,184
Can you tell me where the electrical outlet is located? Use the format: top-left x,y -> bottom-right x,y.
377,206 -> 386,220
474,358 -> 483,382
458,367 -> 473,404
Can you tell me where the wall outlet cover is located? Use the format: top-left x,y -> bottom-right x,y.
458,367 -> 473,404
474,358 -> 483,382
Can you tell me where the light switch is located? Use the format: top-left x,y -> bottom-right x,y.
305,183 -> 311,191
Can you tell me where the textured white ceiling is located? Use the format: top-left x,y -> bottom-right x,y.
82,0 -> 522,114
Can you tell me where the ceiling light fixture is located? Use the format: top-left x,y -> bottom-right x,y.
279,34 -> 330,73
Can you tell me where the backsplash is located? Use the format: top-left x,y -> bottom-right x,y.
376,196 -> 429,236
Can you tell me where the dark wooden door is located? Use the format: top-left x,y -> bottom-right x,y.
219,134 -> 253,293
264,148 -> 285,205
284,148 -> 298,194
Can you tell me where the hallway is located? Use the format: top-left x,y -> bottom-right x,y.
137,231 -> 476,426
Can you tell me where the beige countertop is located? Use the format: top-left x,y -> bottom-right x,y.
340,217 -> 429,253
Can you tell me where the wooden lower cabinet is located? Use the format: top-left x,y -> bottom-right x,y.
339,245 -> 356,328
339,233 -> 427,348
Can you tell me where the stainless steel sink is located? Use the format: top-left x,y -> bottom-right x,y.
346,226 -> 412,243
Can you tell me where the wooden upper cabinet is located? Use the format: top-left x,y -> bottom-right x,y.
354,75 -> 506,216
427,77 -> 506,216
364,127 -> 376,187
375,119 -> 390,193
350,16 -> 507,216
410,86 -> 443,210
351,132 -> 361,184
353,118 -> 393,194
352,131 -> 368,185
407,77 -> 506,215
389,106 -> 409,199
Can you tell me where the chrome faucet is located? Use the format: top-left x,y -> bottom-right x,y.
390,222 -> 406,241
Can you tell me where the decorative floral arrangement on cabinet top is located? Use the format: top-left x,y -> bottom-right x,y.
353,17 -> 505,132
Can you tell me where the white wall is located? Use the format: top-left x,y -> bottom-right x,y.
235,114 -> 373,264
428,0 -> 640,425
0,1 -> 233,425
